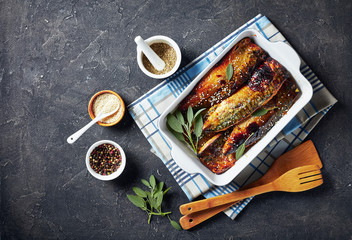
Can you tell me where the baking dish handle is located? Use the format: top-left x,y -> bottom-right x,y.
271,41 -> 301,70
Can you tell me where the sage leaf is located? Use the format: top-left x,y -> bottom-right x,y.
187,106 -> 193,127
175,110 -> 184,125
155,182 -> 164,194
154,191 -> 163,198
252,108 -> 269,117
235,133 -> 254,160
146,191 -> 152,202
170,220 -> 183,231
194,108 -> 206,120
167,114 -> 183,133
155,192 -> 163,208
173,130 -> 185,141
127,194 -> 145,209
194,115 -> 203,138
149,175 -> 156,189
226,63 -> 233,80
148,195 -> 157,209
141,179 -> 151,188
133,187 -> 147,198
167,126 -> 185,142
252,107 -> 278,117
235,142 -> 246,160
145,191 -> 151,199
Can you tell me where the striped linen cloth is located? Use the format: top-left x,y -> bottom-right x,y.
128,14 -> 337,219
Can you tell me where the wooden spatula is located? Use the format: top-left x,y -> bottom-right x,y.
179,140 -> 323,229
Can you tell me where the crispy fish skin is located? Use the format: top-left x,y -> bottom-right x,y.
222,111 -> 275,155
197,126 -> 233,155
178,38 -> 267,111
200,152 -> 237,174
222,78 -> 299,155
203,57 -> 288,132
197,131 -> 237,174
197,133 -> 222,155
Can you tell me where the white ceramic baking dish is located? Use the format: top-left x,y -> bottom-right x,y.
158,29 -> 313,186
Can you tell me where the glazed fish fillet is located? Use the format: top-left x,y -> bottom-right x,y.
198,78 -> 298,174
178,38 -> 267,111
197,132 -> 222,155
197,131 -> 237,174
203,57 -> 289,132
222,78 -> 299,155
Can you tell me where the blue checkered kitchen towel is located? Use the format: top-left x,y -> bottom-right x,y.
128,14 -> 337,219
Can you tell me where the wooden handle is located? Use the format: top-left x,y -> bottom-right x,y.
180,201 -> 238,230
179,183 -> 273,215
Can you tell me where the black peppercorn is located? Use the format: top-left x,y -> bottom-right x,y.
89,144 -> 122,175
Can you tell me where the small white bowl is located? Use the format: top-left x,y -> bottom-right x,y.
136,35 -> 182,79
85,140 -> 126,181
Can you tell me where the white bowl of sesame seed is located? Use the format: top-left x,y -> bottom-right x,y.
85,140 -> 126,181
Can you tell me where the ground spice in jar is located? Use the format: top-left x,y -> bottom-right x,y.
92,93 -> 123,124
142,42 -> 177,75
89,143 -> 122,175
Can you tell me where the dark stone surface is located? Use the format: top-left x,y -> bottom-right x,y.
1,0 -> 351,239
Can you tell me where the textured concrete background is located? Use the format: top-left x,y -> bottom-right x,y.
1,0 -> 351,239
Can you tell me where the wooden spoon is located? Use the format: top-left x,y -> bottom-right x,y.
179,140 -> 323,229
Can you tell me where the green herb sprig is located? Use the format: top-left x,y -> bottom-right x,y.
127,175 -> 182,231
236,133 -> 254,160
226,63 -> 233,80
252,107 -> 278,117
167,106 -> 205,154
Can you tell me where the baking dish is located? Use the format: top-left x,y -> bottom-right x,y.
158,29 -> 313,186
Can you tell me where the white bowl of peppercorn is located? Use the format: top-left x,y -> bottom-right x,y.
136,35 -> 182,79
86,140 -> 126,181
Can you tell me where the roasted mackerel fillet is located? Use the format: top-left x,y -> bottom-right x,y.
178,38 -> 267,111
222,78 -> 299,155
197,131 -> 237,174
197,132 -> 222,155
198,78 -> 298,174
203,57 -> 289,132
